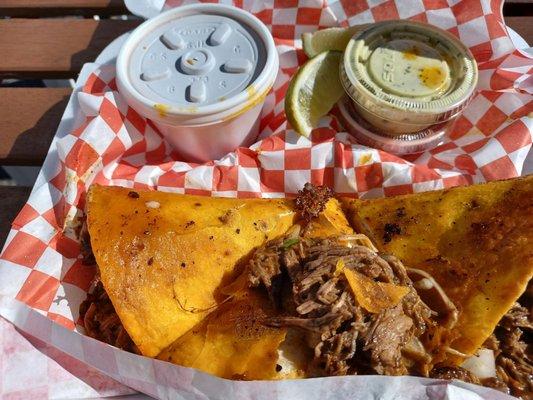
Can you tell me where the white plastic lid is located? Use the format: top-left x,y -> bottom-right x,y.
116,4 -> 278,125
340,20 -> 478,127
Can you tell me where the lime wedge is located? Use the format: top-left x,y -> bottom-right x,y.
302,25 -> 370,58
285,50 -> 344,137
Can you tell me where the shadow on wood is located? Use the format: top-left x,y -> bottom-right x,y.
0,88 -> 71,165
69,19 -> 140,78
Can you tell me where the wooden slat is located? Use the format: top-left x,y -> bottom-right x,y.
0,19 -> 140,79
0,0 -> 127,17
504,0 -> 533,17
0,0 -> 529,16
3,0 -> 526,18
505,16 -> 533,45
0,88 -> 71,165
0,186 -> 31,246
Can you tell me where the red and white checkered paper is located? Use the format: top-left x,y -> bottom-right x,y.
0,0 -> 531,398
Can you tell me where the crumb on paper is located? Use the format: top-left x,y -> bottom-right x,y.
358,153 -> 373,165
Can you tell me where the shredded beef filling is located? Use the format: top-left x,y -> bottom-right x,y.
482,287 -> 532,399
430,366 -> 480,384
295,183 -> 333,222
247,228 -> 440,377
78,220 -> 137,353
80,219 -> 95,266
79,280 -> 138,353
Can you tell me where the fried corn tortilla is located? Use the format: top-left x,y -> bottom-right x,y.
304,197 -> 354,238
85,178 -> 531,385
341,176 -> 533,359
157,286 -> 287,380
86,185 -> 296,356
156,198 -> 354,379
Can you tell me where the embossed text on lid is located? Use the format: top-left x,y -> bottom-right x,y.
128,13 -> 266,107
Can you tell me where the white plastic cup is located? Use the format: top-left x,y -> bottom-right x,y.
116,4 -> 278,162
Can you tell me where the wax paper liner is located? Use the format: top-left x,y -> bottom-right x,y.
0,0 -> 531,399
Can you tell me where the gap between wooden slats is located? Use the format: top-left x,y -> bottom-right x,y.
0,0 -> 127,17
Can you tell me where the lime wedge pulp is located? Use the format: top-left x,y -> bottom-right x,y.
302,25 -> 370,58
285,50 -> 344,137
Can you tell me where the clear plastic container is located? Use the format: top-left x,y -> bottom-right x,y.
337,96 -> 451,155
338,20 -> 478,152
116,4 -> 278,162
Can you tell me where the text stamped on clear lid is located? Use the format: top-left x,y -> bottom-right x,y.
368,39 -> 451,98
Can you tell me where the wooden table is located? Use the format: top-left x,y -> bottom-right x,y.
0,1 -> 531,245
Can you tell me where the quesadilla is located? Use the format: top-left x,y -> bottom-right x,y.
341,175 -> 533,359
157,193 -> 356,379
80,179 -> 532,397
157,285 -> 288,380
85,185 -> 296,356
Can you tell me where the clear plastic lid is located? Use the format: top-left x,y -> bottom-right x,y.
340,20 -> 478,129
